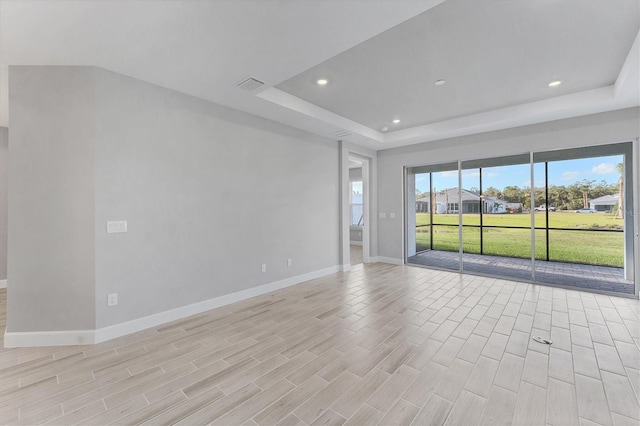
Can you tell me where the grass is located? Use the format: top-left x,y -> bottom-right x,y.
416,211 -> 624,229
415,212 -> 624,267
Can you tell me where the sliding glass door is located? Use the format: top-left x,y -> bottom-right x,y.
460,155 -> 533,280
533,144 -> 634,293
408,162 -> 460,272
406,142 -> 636,295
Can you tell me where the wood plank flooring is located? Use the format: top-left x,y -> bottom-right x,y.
0,263 -> 639,425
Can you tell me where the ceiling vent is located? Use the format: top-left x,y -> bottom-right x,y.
236,77 -> 265,91
333,130 -> 352,139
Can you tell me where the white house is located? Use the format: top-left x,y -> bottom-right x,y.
589,194 -> 620,212
416,188 -> 508,214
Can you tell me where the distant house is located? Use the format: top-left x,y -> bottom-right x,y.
416,188 -> 508,214
589,194 -> 619,212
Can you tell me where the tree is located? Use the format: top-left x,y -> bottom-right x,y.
483,187 -> 503,199
503,186 -> 525,204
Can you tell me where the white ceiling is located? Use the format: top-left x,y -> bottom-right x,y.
278,0 -> 639,131
1,0 -> 638,151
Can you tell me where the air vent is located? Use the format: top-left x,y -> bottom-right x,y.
236,77 -> 265,91
333,130 -> 352,139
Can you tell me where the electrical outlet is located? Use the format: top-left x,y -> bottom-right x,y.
107,293 -> 118,307
261,264 -> 267,272
287,258 -> 292,267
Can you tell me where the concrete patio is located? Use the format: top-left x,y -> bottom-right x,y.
408,250 -> 635,294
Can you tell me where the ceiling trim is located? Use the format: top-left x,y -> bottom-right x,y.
257,88 -> 383,143
258,30 -> 640,151
615,30 -> 639,100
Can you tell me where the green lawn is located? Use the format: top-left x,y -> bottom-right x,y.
415,212 -> 624,267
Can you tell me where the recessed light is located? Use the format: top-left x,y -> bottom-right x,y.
392,119 -> 400,124
317,79 -> 328,86
382,126 -> 389,132
548,80 -> 562,87
434,79 -> 446,86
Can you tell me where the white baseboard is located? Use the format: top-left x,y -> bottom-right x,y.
340,264 -> 351,272
4,265 -> 342,348
0,279 -> 6,289
371,256 -> 404,265
94,265 -> 341,344
3,329 -> 95,347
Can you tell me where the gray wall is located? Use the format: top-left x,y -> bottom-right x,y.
93,68 -> 339,328
7,66 -> 340,332
377,107 -> 640,260
350,227 -> 363,243
349,167 -> 362,181
7,67 -> 96,332
0,127 -> 7,281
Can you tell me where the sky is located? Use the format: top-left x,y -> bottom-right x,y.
415,155 -> 623,194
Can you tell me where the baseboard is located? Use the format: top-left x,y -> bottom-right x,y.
0,279 -> 6,289
4,265 -> 342,348
340,264 -> 351,272
3,329 -> 95,347
94,265 -> 341,344
371,256 -> 404,265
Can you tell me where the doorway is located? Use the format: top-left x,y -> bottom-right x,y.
343,153 -> 370,269
349,158 -> 364,265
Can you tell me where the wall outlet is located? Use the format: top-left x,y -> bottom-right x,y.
107,293 -> 118,306
261,264 -> 267,272
107,221 -> 127,233
287,258 -> 292,267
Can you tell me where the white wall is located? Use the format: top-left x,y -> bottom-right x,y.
377,107 -> 640,262
7,66 -> 340,336
7,67 -> 96,332
0,127 -> 7,282
93,68 -> 339,328
349,167 -> 362,181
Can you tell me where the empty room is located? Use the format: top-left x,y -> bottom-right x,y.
0,1 -> 639,425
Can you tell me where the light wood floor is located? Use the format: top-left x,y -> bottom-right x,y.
1,263 -> 639,425
350,245 -> 363,266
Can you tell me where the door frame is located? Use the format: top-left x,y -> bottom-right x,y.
339,141 -> 374,270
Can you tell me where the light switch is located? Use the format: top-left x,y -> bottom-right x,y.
107,221 -> 128,233
379,212 -> 386,219
389,212 -> 396,219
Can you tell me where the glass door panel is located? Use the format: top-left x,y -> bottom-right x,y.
460,155 -> 533,280
534,150 -> 633,294
407,163 -> 460,272
460,165 -> 480,271
415,172 -> 431,253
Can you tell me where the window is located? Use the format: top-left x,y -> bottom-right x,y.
406,142 -> 635,295
350,181 -> 363,226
